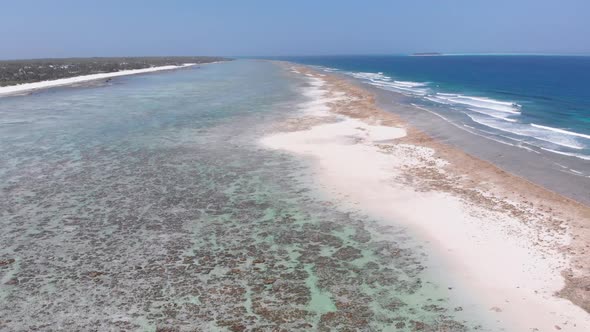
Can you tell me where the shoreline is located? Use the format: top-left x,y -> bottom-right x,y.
370,83 -> 590,206
323,67 -> 590,206
262,62 -> 590,330
0,63 -> 198,97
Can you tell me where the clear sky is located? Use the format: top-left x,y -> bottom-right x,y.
1,0 -> 589,59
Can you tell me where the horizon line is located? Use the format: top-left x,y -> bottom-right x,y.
243,52 -> 590,58
2,52 -> 590,61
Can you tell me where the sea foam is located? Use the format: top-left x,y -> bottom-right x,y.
465,114 -> 586,150
319,67 -> 590,161
345,71 -> 429,96
531,124 -> 590,140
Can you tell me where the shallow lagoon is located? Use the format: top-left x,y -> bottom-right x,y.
0,60 -> 481,331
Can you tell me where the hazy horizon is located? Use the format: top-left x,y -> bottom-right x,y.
1,0 -> 589,59
3,53 -> 590,62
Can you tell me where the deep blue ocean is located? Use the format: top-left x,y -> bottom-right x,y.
271,55 -> 590,161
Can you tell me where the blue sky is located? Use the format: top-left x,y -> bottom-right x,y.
1,0 -> 589,59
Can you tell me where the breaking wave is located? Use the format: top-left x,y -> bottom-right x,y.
315,66 -> 589,161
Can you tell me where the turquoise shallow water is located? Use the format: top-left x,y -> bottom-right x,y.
0,60 -> 483,331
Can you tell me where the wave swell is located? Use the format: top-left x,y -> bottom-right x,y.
315,66 -> 589,161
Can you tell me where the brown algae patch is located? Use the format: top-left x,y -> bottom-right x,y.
1,99 -> 476,330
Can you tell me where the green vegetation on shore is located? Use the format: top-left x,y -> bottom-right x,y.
0,56 -> 229,87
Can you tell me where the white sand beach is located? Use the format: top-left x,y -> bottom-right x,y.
0,63 -> 196,97
261,64 -> 590,331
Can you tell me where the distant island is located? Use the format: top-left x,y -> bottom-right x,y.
411,52 -> 442,56
0,56 -> 229,87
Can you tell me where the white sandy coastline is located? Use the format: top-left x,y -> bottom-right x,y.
0,63 -> 197,97
261,65 -> 590,331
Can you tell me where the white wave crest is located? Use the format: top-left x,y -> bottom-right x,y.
540,148 -> 590,161
431,93 -> 521,114
466,114 -> 586,150
466,108 -> 517,122
531,124 -> 590,140
346,71 -> 429,96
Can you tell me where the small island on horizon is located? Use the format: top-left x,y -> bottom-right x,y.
411,52 -> 443,56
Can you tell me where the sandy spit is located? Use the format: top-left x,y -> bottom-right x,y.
260,63 -> 590,331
